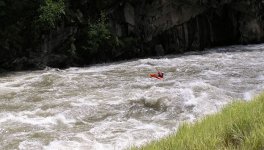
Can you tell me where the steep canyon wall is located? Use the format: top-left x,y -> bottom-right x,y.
1,0 -> 263,71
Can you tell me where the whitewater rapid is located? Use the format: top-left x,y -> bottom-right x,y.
0,44 -> 264,150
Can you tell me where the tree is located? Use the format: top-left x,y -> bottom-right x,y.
38,0 -> 65,29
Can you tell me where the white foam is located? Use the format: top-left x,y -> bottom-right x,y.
44,140 -> 85,150
180,88 -> 196,106
70,97 -> 99,107
88,119 -> 170,150
243,91 -> 254,101
257,75 -> 264,81
19,140 -> 42,150
0,112 -> 76,128
1,44 -> 264,150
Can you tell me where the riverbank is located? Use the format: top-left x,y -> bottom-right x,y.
134,92 -> 264,150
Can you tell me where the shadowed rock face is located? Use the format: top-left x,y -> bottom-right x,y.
1,0 -> 263,72
109,0 -> 264,54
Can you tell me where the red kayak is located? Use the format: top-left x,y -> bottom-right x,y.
149,73 -> 163,80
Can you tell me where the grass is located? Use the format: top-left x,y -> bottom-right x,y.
132,93 -> 264,150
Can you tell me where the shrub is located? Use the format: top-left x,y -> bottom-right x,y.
86,12 -> 111,52
38,0 -> 65,29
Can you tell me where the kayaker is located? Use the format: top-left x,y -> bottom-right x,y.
157,71 -> 164,78
149,68 -> 164,79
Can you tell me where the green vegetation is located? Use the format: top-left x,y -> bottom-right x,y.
134,93 -> 264,150
0,0 -> 41,69
1,0 -> 262,71
76,12 -> 120,63
38,0 -> 65,29
0,1 -> 5,17
87,13 -> 111,51
0,0 -> 120,71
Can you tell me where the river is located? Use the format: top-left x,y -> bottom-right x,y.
0,44 -> 264,150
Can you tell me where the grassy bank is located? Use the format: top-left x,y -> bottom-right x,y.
133,93 -> 264,150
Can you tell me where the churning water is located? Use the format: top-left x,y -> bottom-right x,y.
1,44 -> 264,150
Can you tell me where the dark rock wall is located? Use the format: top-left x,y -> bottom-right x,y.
108,0 -> 264,55
1,0 -> 264,72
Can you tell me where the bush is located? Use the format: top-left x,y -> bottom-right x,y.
86,12 -> 111,52
76,12 -> 121,63
38,0 -> 65,29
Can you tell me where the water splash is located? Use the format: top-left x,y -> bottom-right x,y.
1,44 -> 264,149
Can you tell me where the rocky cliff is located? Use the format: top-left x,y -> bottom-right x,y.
1,0 -> 264,71
108,0 -> 264,55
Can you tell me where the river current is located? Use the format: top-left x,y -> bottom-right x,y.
1,44 -> 264,150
